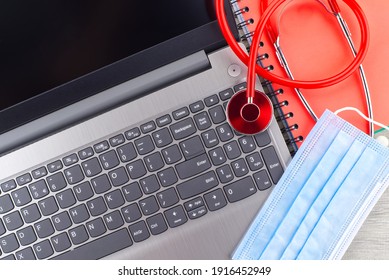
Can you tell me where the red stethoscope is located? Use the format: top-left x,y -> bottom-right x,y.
216,0 -> 370,135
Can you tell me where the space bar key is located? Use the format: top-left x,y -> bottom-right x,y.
52,228 -> 133,260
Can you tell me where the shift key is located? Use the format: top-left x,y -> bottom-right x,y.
177,171 -> 218,199
175,154 -> 211,179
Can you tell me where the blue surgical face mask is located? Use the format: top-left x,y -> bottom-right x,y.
233,110 -> 389,260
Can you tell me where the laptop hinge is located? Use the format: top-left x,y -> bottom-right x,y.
0,50 -> 210,155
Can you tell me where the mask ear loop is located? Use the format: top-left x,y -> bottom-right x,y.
334,107 -> 389,146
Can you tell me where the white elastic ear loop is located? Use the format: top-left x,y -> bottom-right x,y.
334,107 -> 389,147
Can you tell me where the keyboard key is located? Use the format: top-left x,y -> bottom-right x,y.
16,247 -> 36,260
201,129 -> 219,148
99,150 -> 120,170
51,232 -> 71,252
32,167 -> 48,180
121,203 -> 142,223
188,206 -> 207,220
126,160 -> 147,179
156,114 -> 172,127
73,181 -> 94,201
11,187 -> 31,207
254,131 -> 271,147
152,128 -> 173,148
20,204 -> 41,224
239,136 -> 257,153
146,213 -> 168,235
91,174 -> 112,194
139,196 -> 159,216
93,140 -> 110,153
156,187 -> 179,208
52,211 -> 72,231
140,121 -> 156,134
233,82 -> 247,92
0,194 -> 14,214
209,105 -> 226,124
223,141 -> 241,160
157,167 -> 178,187
29,179 -> 50,199
176,153 -> 211,180
78,147 -> 94,160
87,197 -> 108,217
246,152 -> 264,171
69,204 -> 90,224
223,177 -> 257,203
177,171 -> 218,200
216,165 -> 234,184
16,173 -> 32,186
216,123 -> 234,142
117,142 -> 137,163
34,218 -> 55,239
164,205 -> 187,228
56,189 -> 76,209
109,134 -> 125,147
204,188 -> 227,211
194,111 -> 212,130
47,160 -> 63,173
63,153 -> 78,166
38,196 -> 59,216
162,145 -> 182,165
3,211 -> 24,231
69,225 -> 89,245
179,136 -> 205,160
170,118 -> 197,140
103,210 -> 124,230
81,157 -> 102,177
184,197 -> 205,212
108,167 -> 129,187
144,152 -> 165,172
122,183 -> 143,202
16,226 -> 37,246
129,221 -> 150,242
134,135 -> 155,155
204,94 -> 219,107
172,107 -> 190,120
1,254 -> 16,260
231,158 -> 249,177
189,100 -> 205,113
0,233 -> 19,254
46,172 -> 67,192
253,170 -> 272,191
209,147 -> 227,166
0,220 -> 5,236
125,127 -> 141,141
261,146 -> 284,184
86,218 -> 107,238
64,165 -> 85,185
139,175 -> 160,195
1,179 -> 16,192
104,189 -> 125,209
219,88 -> 234,101
53,228 -> 132,260
33,240 -> 54,259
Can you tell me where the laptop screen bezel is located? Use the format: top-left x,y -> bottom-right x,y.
0,1 -> 238,135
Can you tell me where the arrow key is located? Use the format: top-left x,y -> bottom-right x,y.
164,205 -> 187,228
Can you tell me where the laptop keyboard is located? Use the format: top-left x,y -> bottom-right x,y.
0,83 -> 284,260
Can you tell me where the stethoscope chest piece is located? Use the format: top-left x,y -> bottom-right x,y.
227,89 -> 273,135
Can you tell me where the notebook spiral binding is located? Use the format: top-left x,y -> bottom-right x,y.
229,0 -> 300,156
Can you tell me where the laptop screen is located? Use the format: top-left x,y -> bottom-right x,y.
0,0 -> 235,134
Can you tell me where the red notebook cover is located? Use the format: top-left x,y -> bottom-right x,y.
232,0 -> 389,148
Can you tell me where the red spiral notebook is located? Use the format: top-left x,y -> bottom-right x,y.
231,0 -> 389,153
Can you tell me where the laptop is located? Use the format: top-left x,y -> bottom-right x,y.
0,0 -> 291,260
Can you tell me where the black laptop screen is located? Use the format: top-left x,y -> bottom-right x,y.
0,0 -> 217,112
